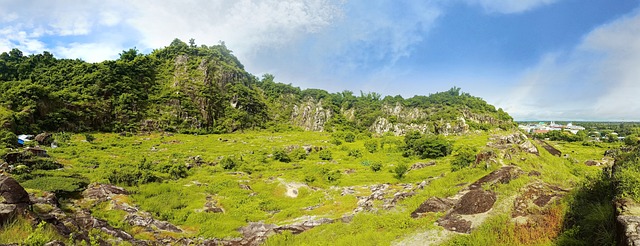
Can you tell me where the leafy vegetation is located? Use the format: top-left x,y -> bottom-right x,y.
402,131 -> 453,159
0,40 -> 630,246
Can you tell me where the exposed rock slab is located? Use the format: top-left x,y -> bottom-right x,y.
412,165 -> 523,234
452,190 -> 496,215
0,175 -> 30,204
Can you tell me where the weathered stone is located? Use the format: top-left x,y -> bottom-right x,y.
0,203 -> 17,225
437,214 -> 472,233
452,190 -> 497,215
410,161 -> 435,170
411,197 -> 455,218
468,165 -> 523,190
83,183 -> 128,201
519,140 -> 539,155
585,160 -> 601,166
0,175 -> 30,204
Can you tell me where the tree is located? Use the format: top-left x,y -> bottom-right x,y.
394,163 -> 409,179
451,146 -> 477,171
625,134 -> 639,146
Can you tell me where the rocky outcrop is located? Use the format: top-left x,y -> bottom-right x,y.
0,175 -> 30,204
512,182 -> 568,221
411,197 -> 455,217
412,165 -> 523,234
536,140 -> 561,157
615,198 -> 640,246
291,99 -> 332,132
410,161 -> 436,171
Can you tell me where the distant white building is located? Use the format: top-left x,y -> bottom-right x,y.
518,121 -> 585,135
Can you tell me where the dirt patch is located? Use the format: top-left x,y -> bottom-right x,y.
278,178 -> 308,198
452,190 -> 497,215
411,197 -> 455,218
536,140 -> 562,157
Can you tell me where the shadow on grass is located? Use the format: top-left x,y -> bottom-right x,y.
556,169 -> 616,246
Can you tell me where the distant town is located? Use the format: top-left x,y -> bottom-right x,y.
518,121 -> 586,135
518,121 -> 635,142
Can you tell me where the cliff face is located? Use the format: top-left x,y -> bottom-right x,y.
290,99 -> 332,132
287,101 -> 509,136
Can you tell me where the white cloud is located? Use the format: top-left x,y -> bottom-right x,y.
504,10 -> 640,120
126,0 -> 343,56
464,0 -> 559,14
0,0 -> 130,59
53,42 -> 124,63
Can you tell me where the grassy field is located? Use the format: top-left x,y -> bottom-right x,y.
2,130 -> 618,245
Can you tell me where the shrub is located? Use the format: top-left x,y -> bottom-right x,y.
364,139 -> 378,153
220,156 -> 237,170
0,130 -> 17,148
393,163 -> 409,179
402,131 -> 452,159
168,163 -> 188,179
348,149 -> 363,158
304,175 -> 316,183
324,169 -> 341,182
106,166 -> 157,186
319,149 -> 332,160
451,146 -> 478,171
84,133 -> 95,143
272,149 -> 291,163
21,176 -> 88,197
291,148 -> 308,160
370,162 -> 383,172
24,158 -> 62,171
330,139 -> 343,146
344,132 -> 356,143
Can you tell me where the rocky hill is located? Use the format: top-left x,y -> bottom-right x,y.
0,39 -> 513,141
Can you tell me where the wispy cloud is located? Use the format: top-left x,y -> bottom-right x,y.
463,0 -> 560,14
504,10 -> 640,121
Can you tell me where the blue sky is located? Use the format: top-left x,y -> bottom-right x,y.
1,0 -> 640,121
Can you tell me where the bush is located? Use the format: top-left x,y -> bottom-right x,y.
84,133 -> 95,143
370,162 -> 383,172
323,169 -> 341,182
290,148 -> 308,160
348,149 -> 363,158
319,149 -> 332,160
364,139 -> 378,153
272,149 -> 291,163
23,158 -> 62,171
53,132 -> 71,146
0,130 -> 17,148
330,139 -> 343,146
220,156 -> 237,170
393,163 -> 409,179
168,163 -> 188,179
451,146 -> 478,171
21,176 -> 88,197
344,132 -> 356,143
402,131 -> 452,159
106,167 -> 157,186
304,175 -> 316,183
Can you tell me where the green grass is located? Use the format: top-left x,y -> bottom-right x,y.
13,130 -> 616,244
0,217 -> 66,245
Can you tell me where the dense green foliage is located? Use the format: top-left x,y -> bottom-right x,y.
451,146 -> 477,171
402,131 -> 453,159
0,40 -> 514,136
612,146 -> 640,201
